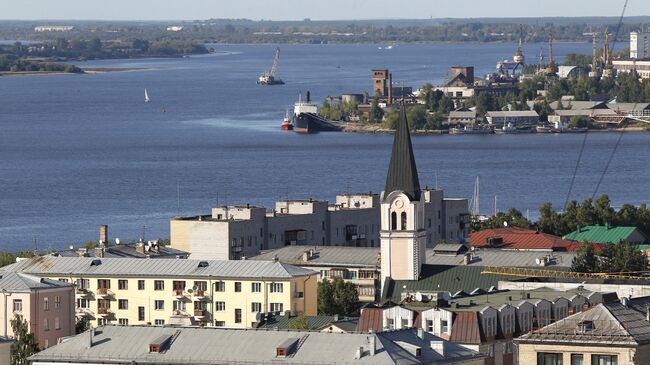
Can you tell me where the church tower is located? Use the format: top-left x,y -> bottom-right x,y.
380,105 -> 426,289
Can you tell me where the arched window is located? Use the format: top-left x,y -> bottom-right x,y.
401,212 -> 407,230
391,212 -> 397,230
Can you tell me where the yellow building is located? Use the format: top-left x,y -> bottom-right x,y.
2,256 -> 317,329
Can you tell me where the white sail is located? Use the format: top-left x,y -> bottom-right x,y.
144,88 -> 150,103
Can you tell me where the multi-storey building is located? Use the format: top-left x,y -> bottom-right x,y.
2,256 -> 317,329
0,271 -> 75,349
171,191 -> 469,261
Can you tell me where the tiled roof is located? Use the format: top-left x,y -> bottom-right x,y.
0,272 -> 73,292
29,325 -> 484,364
2,256 -> 317,280
470,227 -> 579,251
563,225 -> 646,244
449,312 -> 483,344
382,265 -> 514,303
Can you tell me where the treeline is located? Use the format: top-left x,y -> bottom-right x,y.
0,53 -> 80,73
7,38 -> 207,61
471,194 -> 650,239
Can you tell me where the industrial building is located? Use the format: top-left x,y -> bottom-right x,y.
170,191 -> 469,261
1,256 -> 318,330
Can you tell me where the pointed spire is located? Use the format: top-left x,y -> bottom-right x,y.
384,104 -> 420,201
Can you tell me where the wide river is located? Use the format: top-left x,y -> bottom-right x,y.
1,42 -> 648,251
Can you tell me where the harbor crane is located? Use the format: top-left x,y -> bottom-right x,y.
257,47 -> 285,85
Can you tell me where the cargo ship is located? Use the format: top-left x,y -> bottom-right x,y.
291,92 -> 341,134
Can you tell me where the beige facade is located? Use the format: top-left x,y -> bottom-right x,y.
517,343 -> 648,365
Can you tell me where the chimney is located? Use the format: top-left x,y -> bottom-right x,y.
368,335 -> 376,356
99,225 -> 108,246
87,328 -> 95,349
302,250 -> 310,262
417,327 -> 425,340
430,340 -> 445,356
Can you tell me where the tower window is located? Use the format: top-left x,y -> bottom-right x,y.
401,212 -> 407,230
391,212 -> 397,230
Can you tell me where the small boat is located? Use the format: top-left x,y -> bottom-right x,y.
144,88 -> 150,103
281,110 -> 293,131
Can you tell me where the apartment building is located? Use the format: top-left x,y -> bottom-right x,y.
171,191 -> 469,260
2,256 -> 317,329
0,271 -> 75,349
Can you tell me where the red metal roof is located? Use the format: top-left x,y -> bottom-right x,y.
470,227 -> 581,252
357,307 -> 384,333
449,311 -> 483,344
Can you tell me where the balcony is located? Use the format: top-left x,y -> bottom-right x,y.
173,289 -> 186,298
194,309 -> 207,318
97,307 -> 111,317
96,288 -> 112,298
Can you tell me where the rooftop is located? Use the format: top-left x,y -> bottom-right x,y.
563,225 -> 647,244
30,326 -> 484,365
2,256 -> 317,280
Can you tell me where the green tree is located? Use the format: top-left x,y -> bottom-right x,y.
288,314 -> 311,330
10,314 -> 39,365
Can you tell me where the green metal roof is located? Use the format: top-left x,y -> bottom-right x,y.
383,104 -> 421,202
381,265 -> 515,303
563,225 -> 645,244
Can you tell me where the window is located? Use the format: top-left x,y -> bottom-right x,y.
215,321 -> 225,327
251,282 -> 261,292
118,318 -> 129,326
138,306 -> 145,321
155,300 -> 165,310
537,353 -> 563,365
391,212 -> 397,230
138,280 -> 145,290
591,355 -> 617,365
215,282 -> 225,292
251,302 -> 262,312
401,212 -> 407,230
118,299 -> 128,310
215,301 -> 226,311
44,318 -> 49,331
54,317 -> 60,330
426,320 -> 433,332
154,280 -> 164,291
44,297 -> 49,311
270,303 -> 283,312
270,283 -> 283,293
235,309 -> 242,323
234,282 -> 242,292
571,354 -> 584,365
441,320 -> 449,333
54,295 -> 61,309
12,299 -> 22,312
118,280 -> 128,290
154,319 -> 165,325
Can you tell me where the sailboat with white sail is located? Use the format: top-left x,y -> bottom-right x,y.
144,88 -> 150,103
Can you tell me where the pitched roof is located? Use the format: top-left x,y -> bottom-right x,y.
2,256 -> 317,280
384,105 -> 420,202
381,265 -> 514,303
0,272 -> 72,292
29,325 -> 484,364
563,225 -> 646,244
470,227 -> 579,251
516,302 -> 650,346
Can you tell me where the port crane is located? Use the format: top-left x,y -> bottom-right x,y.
257,47 -> 285,85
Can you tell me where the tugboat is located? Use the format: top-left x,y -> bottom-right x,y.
291,91 -> 341,134
281,110 -> 293,131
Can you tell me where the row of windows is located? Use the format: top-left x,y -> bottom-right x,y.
74,279 -> 283,293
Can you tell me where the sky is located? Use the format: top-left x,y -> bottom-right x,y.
2,0 -> 645,21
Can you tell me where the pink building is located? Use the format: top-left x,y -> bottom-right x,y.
0,271 -> 75,349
